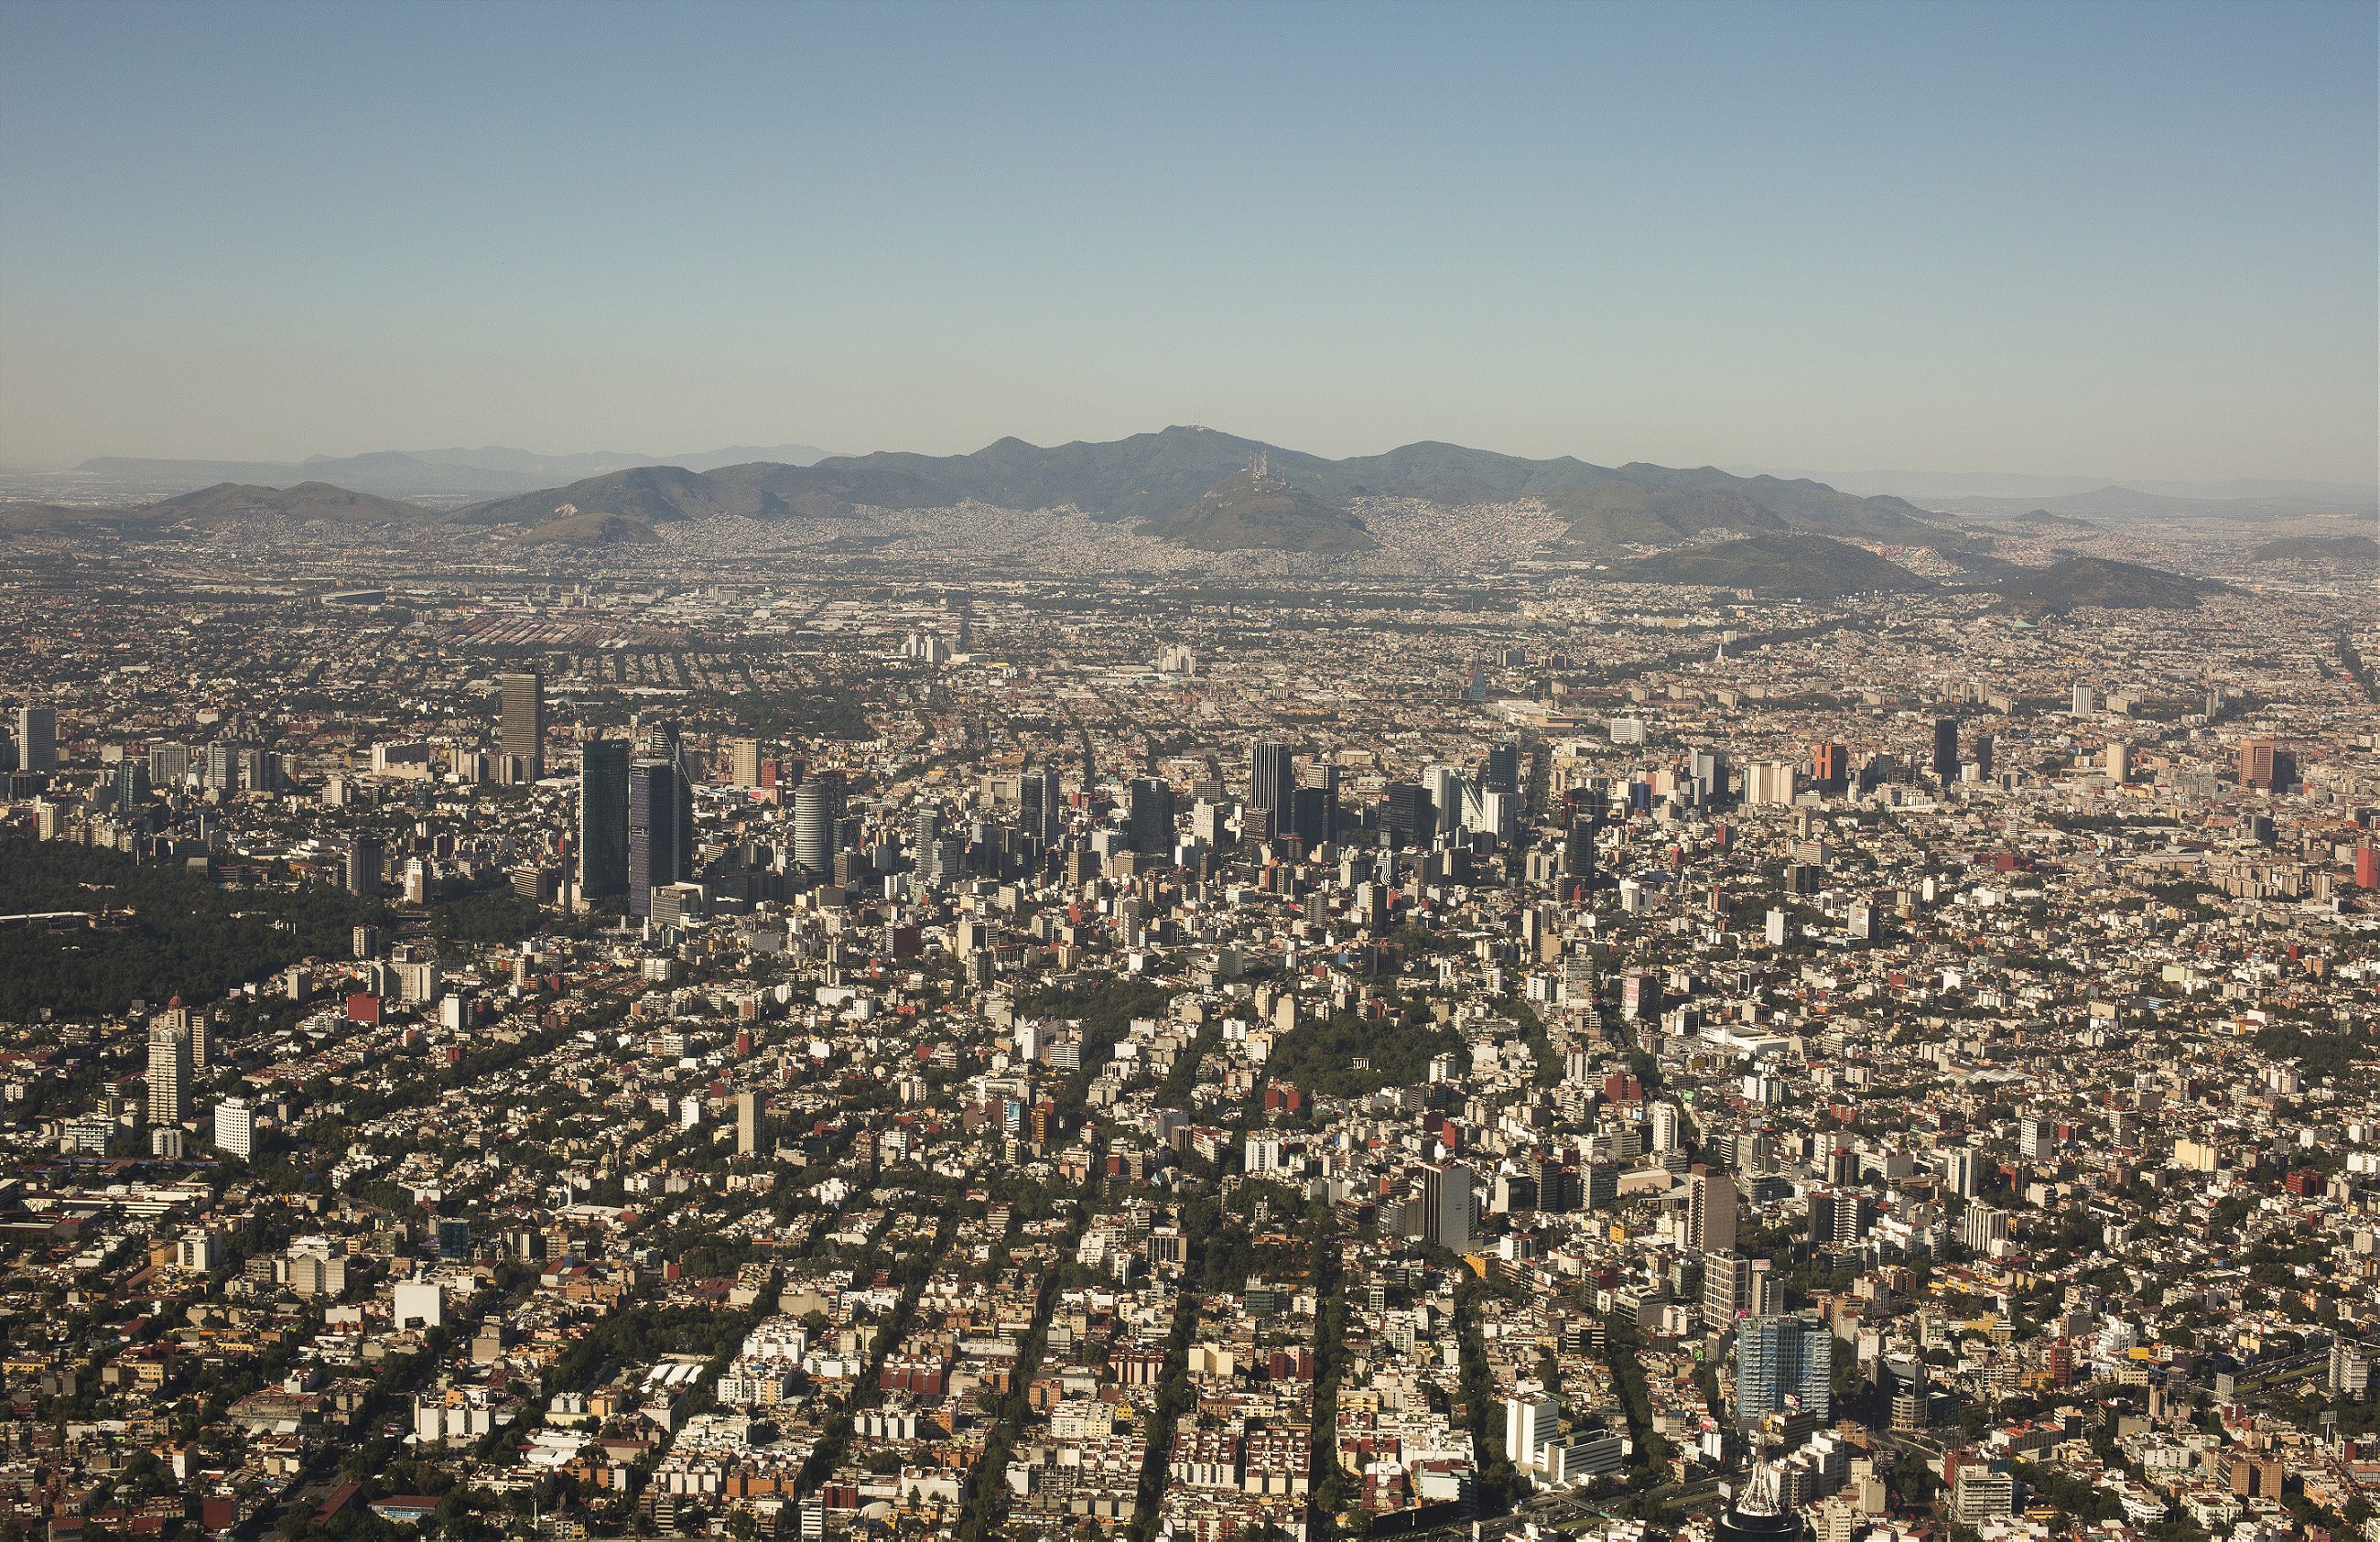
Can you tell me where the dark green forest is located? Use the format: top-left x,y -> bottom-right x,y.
0,837 -> 382,1019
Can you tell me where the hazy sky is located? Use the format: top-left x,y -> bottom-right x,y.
2,0 -> 2373,484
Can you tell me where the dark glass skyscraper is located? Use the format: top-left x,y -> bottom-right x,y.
1292,764 -> 1337,850
1563,814 -> 1598,877
1126,776 -> 1175,854
1483,739 -> 1520,796
1931,716 -> 1960,784
580,739 -> 631,902
1249,739 -> 1295,828
1384,781 -> 1435,849
1018,768 -> 1058,846
628,757 -> 689,916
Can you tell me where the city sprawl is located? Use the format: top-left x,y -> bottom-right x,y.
0,514 -> 2375,1542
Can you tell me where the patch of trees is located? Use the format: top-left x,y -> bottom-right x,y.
0,837 -> 381,1019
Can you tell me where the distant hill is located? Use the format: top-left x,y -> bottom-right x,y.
80,454 -> 547,498
1539,481 -> 1787,549
1612,534 -> 1933,598
1138,468 -> 1377,553
1738,467 -> 2380,522
703,460 -> 947,518
149,480 -> 430,524
2250,534 -> 2377,564
519,512 -> 660,547
448,426 -> 1969,551
1991,555 -> 2213,615
70,441 -> 832,499
0,501 -> 155,534
0,480 -> 428,535
447,466 -> 786,526
2001,508 -> 2100,532
1922,485 -> 2375,523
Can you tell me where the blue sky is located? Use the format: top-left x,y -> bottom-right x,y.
1,0 -> 2372,482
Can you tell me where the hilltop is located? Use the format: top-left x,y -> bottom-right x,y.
149,480 -> 430,524
445,465 -> 784,526
519,512 -> 661,547
1612,534 -> 1934,599
1137,468 -> 1378,554
2250,534 -> 2377,564
1992,555 -> 2214,615
0,480 -> 428,534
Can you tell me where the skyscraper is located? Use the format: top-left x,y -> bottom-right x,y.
728,737 -> 763,788
345,836 -> 384,900
1384,782 -> 1434,849
1291,764 -> 1338,850
736,1091 -> 762,1157
147,741 -> 190,790
147,1020 -> 192,1127
1687,1166 -> 1739,1255
1249,739 -> 1295,829
1483,739 -> 1520,797
496,672 -> 545,778
1423,1162 -> 1475,1253
1563,815 -> 1598,878
1811,742 -> 1848,794
1942,1147 -> 1978,1198
1931,717 -> 1959,783
629,758 -> 689,916
1736,1314 -> 1833,1427
114,760 -> 151,807
1018,768 -> 1057,846
579,739 -> 631,902
638,718 -> 698,859
15,706 -> 55,773
1126,776 -> 1175,855
2238,737 -> 2293,791
795,771 -> 845,878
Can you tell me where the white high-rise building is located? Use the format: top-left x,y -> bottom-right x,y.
213,1097 -> 254,1159
1505,1391 -> 1559,1470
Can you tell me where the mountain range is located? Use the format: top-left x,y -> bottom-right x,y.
437,425 -> 1956,554
0,427 -> 2256,611
61,442 -> 831,499
1607,534 -> 2221,614
1730,466 -> 2378,521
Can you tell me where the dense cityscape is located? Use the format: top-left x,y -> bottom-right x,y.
2,4 -> 2371,1542
0,497 -> 2373,1542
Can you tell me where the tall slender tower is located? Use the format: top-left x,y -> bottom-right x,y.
580,739 -> 631,902
1687,1166 -> 1739,1255
497,673 -> 545,778
147,1021 -> 192,1127
628,757 -> 687,916
1249,739 -> 1295,829
16,706 -> 56,772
